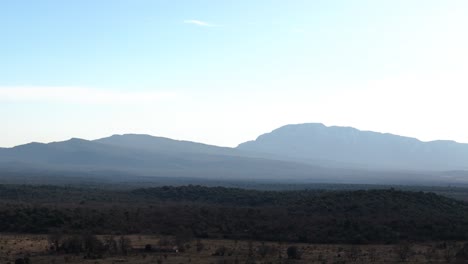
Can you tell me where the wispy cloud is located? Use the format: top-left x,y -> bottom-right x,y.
183,19 -> 218,27
0,86 -> 177,105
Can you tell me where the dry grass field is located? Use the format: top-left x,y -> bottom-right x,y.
0,234 -> 464,264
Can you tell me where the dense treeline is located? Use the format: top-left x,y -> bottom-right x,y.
3,183 -> 468,204
1,185 -> 468,244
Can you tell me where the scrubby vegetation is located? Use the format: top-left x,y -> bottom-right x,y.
1,185 -> 468,244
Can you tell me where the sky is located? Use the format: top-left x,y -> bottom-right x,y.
1,0 -> 468,147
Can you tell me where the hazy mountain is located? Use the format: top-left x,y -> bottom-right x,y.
95,134 -> 238,156
1,131 -> 468,186
237,123 -> 468,171
0,135 -> 329,181
0,138 -> 158,168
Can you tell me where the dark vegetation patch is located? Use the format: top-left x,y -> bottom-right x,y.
1,184 -> 468,244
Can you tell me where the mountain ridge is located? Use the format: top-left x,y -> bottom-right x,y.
0,133 -> 331,182
237,123 -> 468,171
1,124 -> 468,185
3,125 -> 466,150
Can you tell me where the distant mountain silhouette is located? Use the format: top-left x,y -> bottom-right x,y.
0,135 -> 328,181
237,123 -> 468,171
95,134 -> 239,156
1,129 -> 467,185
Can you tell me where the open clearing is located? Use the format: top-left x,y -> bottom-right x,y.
0,234 -> 464,263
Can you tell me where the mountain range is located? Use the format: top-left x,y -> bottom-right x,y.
238,123 -> 468,171
1,123 -> 467,185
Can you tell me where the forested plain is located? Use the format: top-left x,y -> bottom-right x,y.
2,184 -> 468,244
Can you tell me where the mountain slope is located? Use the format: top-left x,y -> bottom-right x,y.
1,131 -> 468,185
237,123 -> 468,171
0,136 -> 329,181
95,134 -> 239,156
0,138 -> 161,168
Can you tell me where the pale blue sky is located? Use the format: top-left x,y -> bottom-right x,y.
1,0 -> 468,147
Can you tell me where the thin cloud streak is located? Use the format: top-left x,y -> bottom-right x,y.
0,86 -> 177,105
183,19 -> 218,27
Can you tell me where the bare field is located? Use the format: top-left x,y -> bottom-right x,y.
0,234 -> 465,263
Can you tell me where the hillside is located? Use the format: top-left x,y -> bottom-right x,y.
237,123 -> 468,171
94,134 -> 240,156
0,135 -> 327,181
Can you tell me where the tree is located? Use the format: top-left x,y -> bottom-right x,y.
257,242 -> 274,258
48,232 -> 62,253
347,245 -> 360,262
368,248 -> 377,262
287,246 -> 302,260
103,236 -> 118,255
424,246 -> 439,263
455,242 -> 468,263
396,242 -> 413,262
213,246 -> 227,256
196,239 -> 204,252
15,258 -> 25,264
442,242 -> 458,263
82,233 -> 105,259
245,241 -> 256,264
145,244 -> 152,252
61,235 -> 83,254
118,236 -> 132,256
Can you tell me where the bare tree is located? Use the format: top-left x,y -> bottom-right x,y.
103,235 -> 118,255
424,246 -> 439,263
368,248 -> 378,262
118,236 -> 132,256
245,240 -> 256,264
396,242 -> 413,262
442,242 -> 458,263
48,232 -> 62,253
196,239 -> 204,253
347,245 -> 360,262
